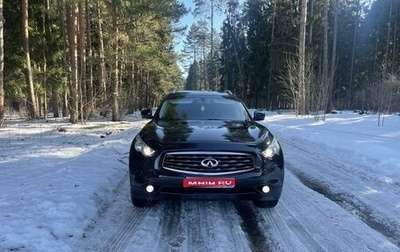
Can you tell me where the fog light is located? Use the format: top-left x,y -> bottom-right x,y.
262,186 -> 270,193
146,185 -> 155,193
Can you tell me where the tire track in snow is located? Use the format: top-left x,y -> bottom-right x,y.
218,200 -> 252,251
255,171 -> 328,252
177,201 -> 253,252
257,170 -> 399,251
100,207 -> 150,252
79,175 -> 154,252
279,136 -> 400,248
233,201 -> 272,252
182,201 -> 212,250
263,199 -> 325,251
293,169 -> 400,248
156,201 -> 185,251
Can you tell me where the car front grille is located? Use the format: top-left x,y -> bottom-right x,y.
162,151 -> 255,175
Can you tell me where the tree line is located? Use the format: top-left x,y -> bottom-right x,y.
184,0 -> 400,117
0,0 -> 186,125
1,0 -> 400,127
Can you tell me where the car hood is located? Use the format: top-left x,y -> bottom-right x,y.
140,120 -> 269,145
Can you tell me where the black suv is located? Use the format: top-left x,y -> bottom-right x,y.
129,91 -> 284,208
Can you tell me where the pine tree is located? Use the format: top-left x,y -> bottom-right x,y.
0,0 -> 4,126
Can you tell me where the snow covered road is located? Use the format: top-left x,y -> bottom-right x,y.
1,112 -> 399,251
76,165 -> 398,252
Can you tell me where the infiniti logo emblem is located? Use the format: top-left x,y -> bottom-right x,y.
201,158 -> 219,168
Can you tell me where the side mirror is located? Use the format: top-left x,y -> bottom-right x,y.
253,111 -> 265,121
141,108 -> 153,119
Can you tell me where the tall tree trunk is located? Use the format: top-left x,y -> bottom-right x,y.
42,91 -> 47,118
128,62 -> 135,113
392,0 -> 398,72
52,86 -> 59,117
268,0 -> 277,110
62,90 -> 68,117
329,0 -> 338,111
384,0 -> 393,72
41,0 -> 49,119
298,0 -> 308,115
66,2 -> 79,123
0,0 -> 4,126
41,0 -> 59,118
321,0 -> 329,117
78,1 -> 85,122
21,0 -> 38,119
308,0 -> 314,45
325,0 -> 338,115
97,3 -> 107,110
111,5 -> 120,121
349,0 -> 360,108
86,0 -> 94,118
59,0 -> 69,118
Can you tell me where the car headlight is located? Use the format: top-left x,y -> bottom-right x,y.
261,137 -> 280,159
134,135 -> 155,157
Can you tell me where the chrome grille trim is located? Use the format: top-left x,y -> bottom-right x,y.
162,167 -> 254,176
162,151 -> 255,175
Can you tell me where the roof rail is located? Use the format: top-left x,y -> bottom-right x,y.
223,90 -> 233,95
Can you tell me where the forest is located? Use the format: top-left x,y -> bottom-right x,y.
0,0 -> 399,125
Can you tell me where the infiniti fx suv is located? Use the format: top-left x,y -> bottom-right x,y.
129,91 -> 284,208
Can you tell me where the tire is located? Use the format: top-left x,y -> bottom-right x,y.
131,192 -> 151,208
131,198 -> 149,208
253,200 -> 279,208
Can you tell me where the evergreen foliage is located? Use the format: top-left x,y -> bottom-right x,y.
1,0 -> 400,125
2,0 -> 186,122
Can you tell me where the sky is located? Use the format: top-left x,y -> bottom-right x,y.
0,110 -> 399,251
175,0 -> 236,73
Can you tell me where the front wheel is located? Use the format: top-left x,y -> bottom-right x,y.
253,200 -> 279,208
131,198 -> 149,208
131,191 -> 153,208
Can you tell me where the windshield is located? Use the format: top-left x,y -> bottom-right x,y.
157,96 -> 251,121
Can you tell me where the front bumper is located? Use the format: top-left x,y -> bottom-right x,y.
129,140 -> 285,203
129,168 -> 284,202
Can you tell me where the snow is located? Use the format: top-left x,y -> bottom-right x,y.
0,114 -> 146,251
0,111 -> 399,251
